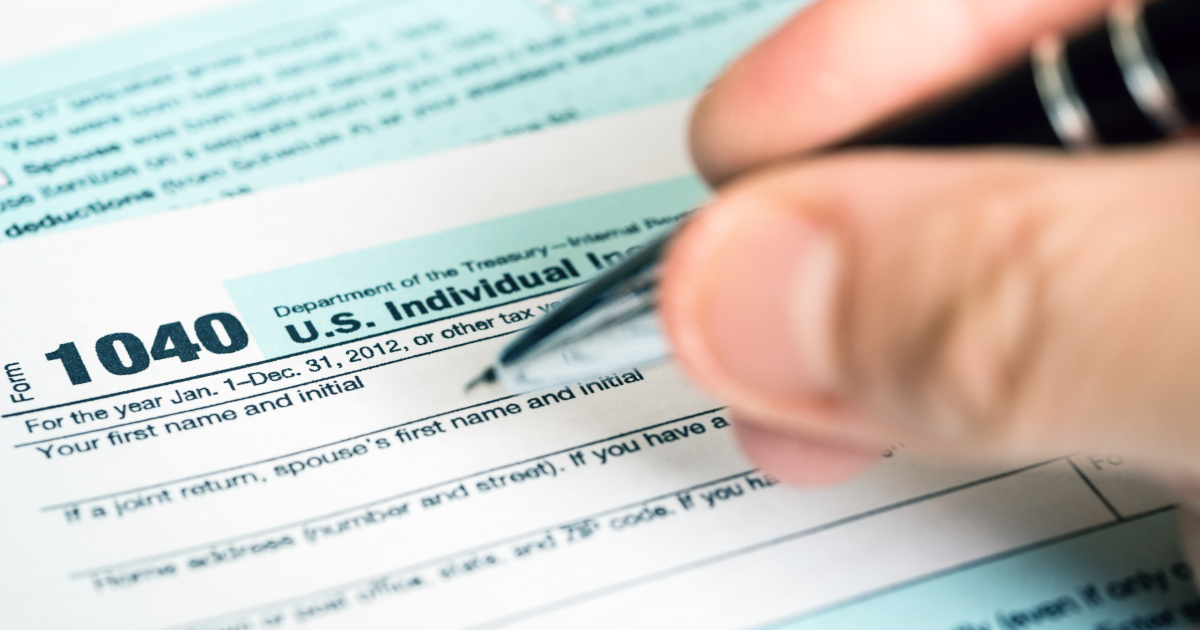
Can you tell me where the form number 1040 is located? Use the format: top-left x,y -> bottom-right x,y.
44,312 -> 250,385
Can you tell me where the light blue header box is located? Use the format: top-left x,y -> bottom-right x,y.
0,0 -> 806,241
225,176 -> 707,358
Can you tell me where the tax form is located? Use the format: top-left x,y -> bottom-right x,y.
0,1 -> 1195,628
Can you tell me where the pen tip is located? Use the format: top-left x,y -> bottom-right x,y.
465,367 -> 497,393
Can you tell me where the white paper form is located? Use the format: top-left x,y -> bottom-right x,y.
0,99 -> 1185,629
0,2 -> 1195,630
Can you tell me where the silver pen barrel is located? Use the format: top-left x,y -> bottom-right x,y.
489,232 -> 672,392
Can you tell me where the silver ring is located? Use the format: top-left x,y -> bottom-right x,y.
1108,0 -> 1187,135
1032,35 -> 1100,150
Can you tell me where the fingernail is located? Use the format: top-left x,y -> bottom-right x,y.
691,203 -> 842,401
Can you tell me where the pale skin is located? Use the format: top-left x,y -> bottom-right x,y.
659,0 -> 1200,563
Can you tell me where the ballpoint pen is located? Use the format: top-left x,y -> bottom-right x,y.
468,0 -> 1199,394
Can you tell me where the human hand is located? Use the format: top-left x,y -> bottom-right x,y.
661,0 -> 1200,553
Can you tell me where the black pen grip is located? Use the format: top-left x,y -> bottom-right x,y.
1144,0 -> 1200,120
847,0 -> 1197,149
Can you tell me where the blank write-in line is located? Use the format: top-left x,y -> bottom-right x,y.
154,467 -> 761,630
472,499 -> 1170,630
67,407 -> 726,577
40,388 -> 522,511
160,458 -> 1066,630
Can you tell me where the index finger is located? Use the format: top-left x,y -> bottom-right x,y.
691,0 -> 1114,184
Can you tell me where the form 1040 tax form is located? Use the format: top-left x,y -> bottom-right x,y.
0,0 -> 1191,628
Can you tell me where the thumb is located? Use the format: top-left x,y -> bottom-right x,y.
660,146 -> 1200,475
